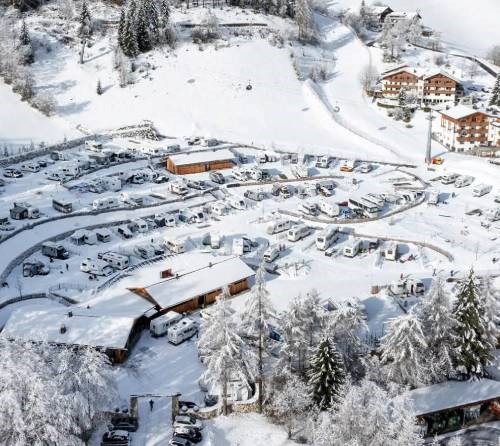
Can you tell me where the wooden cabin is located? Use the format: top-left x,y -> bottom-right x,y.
166,149 -> 235,175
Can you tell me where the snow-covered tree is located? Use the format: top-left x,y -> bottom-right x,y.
381,313 -> 428,388
18,19 -> 34,65
96,79 -> 103,95
489,74 -> 500,107
136,4 -> 152,53
486,45 -> 500,66
417,277 -> 456,383
143,0 -> 160,43
481,275 -> 500,347
240,261 -> 275,411
313,379 -> 423,446
78,0 -> 92,64
295,0 -> 313,41
118,8 -> 126,51
198,288 -> 255,415
452,269 -> 494,379
308,337 -> 345,410
398,87 -> 408,106
122,13 -> 139,58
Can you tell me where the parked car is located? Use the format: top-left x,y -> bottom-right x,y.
173,415 -> 203,431
101,430 -> 129,445
3,168 -> 23,178
169,436 -> 192,446
178,401 -> 200,415
153,174 -> 169,184
173,427 -> 202,444
209,171 -> 225,184
110,415 -> 138,432
203,393 -> 218,407
187,180 -> 207,190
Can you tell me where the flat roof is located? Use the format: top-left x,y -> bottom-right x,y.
137,256 -> 254,309
168,149 -> 235,167
1,309 -> 136,350
407,379 -> 500,416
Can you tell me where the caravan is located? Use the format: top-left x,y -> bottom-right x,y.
41,242 -> 69,259
343,238 -> 362,258
20,162 -> 41,173
318,200 -> 340,218
472,184 -> 492,197
210,202 -> 228,217
441,173 -> 459,185
150,312 -> 183,337
168,318 -> 198,345
315,226 -> 339,251
80,258 -> 113,276
263,246 -> 280,263
455,175 -> 474,188
134,245 -> 156,259
227,196 -> 246,210
298,202 -> 319,216
287,224 -> 311,242
92,197 -> 120,211
266,219 -> 293,235
427,190 -> 439,206
129,219 -> 148,233
52,199 -> 73,214
101,252 -> 129,270
384,242 -> 399,261
165,238 -> 186,254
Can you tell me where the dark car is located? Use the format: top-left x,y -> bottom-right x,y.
174,426 -> 202,444
204,394 -> 218,407
36,159 -> 48,168
3,168 -> 23,178
154,174 -> 169,184
110,415 -> 138,432
101,429 -> 129,445
209,171 -> 225,184
178,401 -> 200,415
169,436 -> 191,446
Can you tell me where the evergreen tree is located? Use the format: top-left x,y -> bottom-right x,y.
78,0 -> 92,38
143,0 -> 160,43
308,337 -> 345,410
398,87 -> 407,106
452,270 -> 494,379
160,0 -> 170,23
489,74 -> 500,107
136,4 -> 152,53
295,0 -> 313,41
96,79 -> 103,95
18,19 -> 34,65
122,16 -> 139,58
118,8 -> 126,51
481,275 -> 500,348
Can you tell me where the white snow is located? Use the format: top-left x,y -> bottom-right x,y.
168,148 -> 235,166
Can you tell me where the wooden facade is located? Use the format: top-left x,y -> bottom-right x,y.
166,157 -> 234,175
422,73 -> 459,103
382,70 -> 419,96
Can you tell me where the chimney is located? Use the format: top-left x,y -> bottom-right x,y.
60,324 -> 67,334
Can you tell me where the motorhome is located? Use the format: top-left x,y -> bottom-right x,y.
441,173 -> 459,185
95,228 -> 112,242
10,203 -> 40,220
166,144 -> 181,153
58,162 -> 80,178
343,238 -> 362,257
209,232 -> 223,249
266,219 -> 293,234
316,155 -> 331,168
52,199 -> 73,214
287,224 -> 311,242
103,177 -> 122,192
117,225 -> 133,239
455,175 -> 474,188
209,171 -> 225,184
263,246 -> 280,263
20,162 -> 40,173
210,202 -> 227,217
384,242 -> 399,261
340,160 -> 355,172
365,194 -> 385,208
348,197 -> 379,218
23,260 -> 49,277
244,189 -> 266,201
316,180 -> 335,196
41,242 -> 69,259
85,140 -> 103,151
134,245 -> 156,259
129,219 -> 148,233
291,164 -> 310,179
150,312 -> 183,337
154,213 -> 177,227
232,237 -> 254,255
427,190 -> 439,206
227,196 -> 246,210
101,252 -> 129,270
247,168 -> 263,181
485,208 -> 500,222
316,226 -> 339,251
298,202 -> 319,216
472,184 -> 492,197
233,170 -> 248,182
170,182 -> 188,196
168,318 -> 198,345
165,238 -> 186,254
318,200 -> 340,218
92,197 -> 120,211
80,258 -> 113,276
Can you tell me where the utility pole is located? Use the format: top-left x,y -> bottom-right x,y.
425,109 -> 435,165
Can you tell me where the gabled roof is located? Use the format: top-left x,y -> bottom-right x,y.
422,69 -> 461,84
440,105 -> 485,120
387,11 -> 422,20
381,66 -> 418,79
366,6 -> 393,15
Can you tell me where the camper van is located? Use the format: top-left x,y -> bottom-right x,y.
233,170 -> 248,182
20,162 -> 41,173
298,202 -> 319,216
263,246 -> 280,263
101,252 -> 129,270
455,175 -> 474,188
232,237 -> 255,255
150,312 -> 183,337
228,196 -> 246,210
134,245 -> 155,259
85,140 -> 103,151
287,224 -> 311,242
170,182 -> 188,196
52,199 -> 73,214
80,258 -> 113,276
58,162 -> 80,178
168,318 -> 198,345
485,208 -> 500,222
472,184 -> 492,197
316,155 -> 331,168
117,225 -> 133,239
340,160 -> 355,172
211,202 -> 228,217
244,189 -> 266,201
343,239 -> 362,258
318,200 -> 340,218
427,190 -> 439,206
92,197 -> 120,211
165,238 -> 186,254
41,242 -> 69,260
441,173 -> 459,185
384,242 -> 398,261
103,177 -> 122,192
316,226 -> 339,251
317,180 -> 335,196
0,216 -> 14,231
129,219 -> 148,233
95,228 -> 112,243
266,219 -> 293,235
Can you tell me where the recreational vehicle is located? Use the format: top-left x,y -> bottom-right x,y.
232,237 -> 254,255
0,216 -> 13,231
101,252 -> 129,270
340,160 -> 355,172
165,238 -> 186,254
343,239 -> 362,258
384,242 -> 399,261
441,173 -> 459,185
266,219 -> 293,235
20,162 -> 40,173
348,197 -> 379,218
247,168 -> 263,181
52,199 -> 73,214
41,242 -> 69,260
298,202 -> 319,216
58,162 -> 80,178
227,196 -> 246,210
95,228 -> 112,242
317,180 -> 335,196
80,258 -> 113,276
316,155 -> 331,168
209,171 -> 225,184
168,318 -> 198,345
46,171 -> 67,182
244,189 -> 266,202
365,194 -> 385,208
10,203 -> 40,220
233,170 -> 248,182
92,197 -> 120,211
134,245 -> 156,259
129,219 -> 148,233
287,224 -> 311,242
117,225 -> 133,239
455,175 -> 474,188
170,182 -> 188,196
318,201 -> 340,218
427,190 -> 439,206
263,246 -> 280,263
359,163 -> 372,173
291,164 -> 310,179
150,312 -> 183,337
210,202 -> 227,216
485,208 -> 500,222
472,184 -> 492,197
315,226 -> 339,251
407,279 -> 425,295
103,177 -> 122,192
22,261 -> 49,277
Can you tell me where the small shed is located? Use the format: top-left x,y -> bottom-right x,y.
10,204 -> 29,220
95,228 -> 112,243
70,229 -> 97,245
166,149 -> 235,175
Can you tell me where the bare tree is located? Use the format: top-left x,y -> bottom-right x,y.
487,45 -> 500,66
359,63 -> 379,91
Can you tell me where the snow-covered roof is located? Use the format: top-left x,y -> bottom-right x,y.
381,65 -> 411,77
1,309 -> 137,350
366,6 -> 392,15
439,105 -> 484,120
422,70 -> 461,84
387,11 -> 421,20
407,379 -> 500,416
136,256 -> 255,309
168,149 -> 235,166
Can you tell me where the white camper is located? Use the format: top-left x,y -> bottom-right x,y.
101,252 -> 129,270
343,238 -> 362,258
228,196 -> 246,210
427,190 -> 440,205
315,226 -> 339,251
103,177 -> 122,192
92,197 -> 120,211
95,228 -> 112,243
318,200 -> 340,218
472,184 -> 492,197
150,311 -> 183,337
263,246 -> 280,263
165,238 -> 186,254
266,219 -> 293,235
384,242 -> 398,261
454,175 -> 474,188
287,224 -> 311,242
170,182 -> 188,196
20,162 -> 41,173
58,162 -> 80,178
80,258 -> 113,276
298,202 -> 319,216
485,208 -> 500,222
134,244 -> 155,259
211,202 -> 228,216
117,225 -> 133,239
129,218 -> 148,233
441,173 -> 459,185
168,318 -> 198,345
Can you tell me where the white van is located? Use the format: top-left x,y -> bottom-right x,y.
485,208 -> 500,222
228,196 -> 246,210
21,162 -> 40,173
318,200 -> 340,218
472,184 -> 492,197
134,245 -> 155,259
266,219 -> 293,235
58,162 -> 80,178
92,197 -> 120,211
343,239 -> 362,258
168,318 -> 198,345
287,224 -> 311,242
165,238 -> 186,254
441,173 -> 459,185
455,175 -> 474,188
103,177 -> 122,192
298,202 -> 319,216
263,246 -> 280,263
428,190 -> 440,205
150,311 -> 183,337
316,226 -> 339,250
101,252 -> 129,270
80,258 -> 113,276
211,202 -> 227,216
407,279 -> 425,295
170,182 -> 188,196
384,242 -> 398,261
130,218 -> 148,233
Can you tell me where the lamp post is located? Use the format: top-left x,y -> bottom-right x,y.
425,109 -> 435,165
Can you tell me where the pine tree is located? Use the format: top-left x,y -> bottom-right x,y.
452,269 -> 494,379
96,79 -> 103,95
18,19 -> 34,65
136,4 -> 152,53
122,15 -> 139,58
481,275 -> 500,348
118,8 -> 126,51
308,337 -> 345,410
143,0 -> 160,44
160,0 -> 170,23
295,0 -> 313,41
78,0 -> 92,38
489,74 -> 500,107
398,87 -> 407,106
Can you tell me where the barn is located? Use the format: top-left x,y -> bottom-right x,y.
128,256 -> 255,314
1,309 -> 142,364
166,149 -> 235,175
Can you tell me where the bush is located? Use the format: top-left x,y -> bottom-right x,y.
30,92 -> 57,116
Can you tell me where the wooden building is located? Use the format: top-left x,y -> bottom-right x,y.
364,6 -> 393,30
166,149 -> 235,175
128,256 -> 255,315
